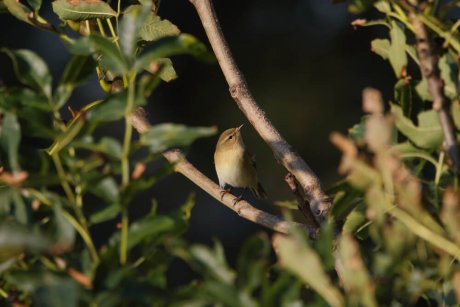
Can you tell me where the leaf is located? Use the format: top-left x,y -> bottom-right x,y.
388,21 -> 407,78
439,53 -> 459,99
139,15 -> 180,42
416,77 -> 431,101
348,0 -> 374,13
337,233 -> 377,307
52,203 -> 75,250
1,48 -> 52,99
374,0 -> 391,13
52,0 -> 116,21
7,271 -> 78,307
127,215 -> 176,249
90,177 -> 119,203
391,103 -> 443,149
89,202 -> 121,224
236,233 -> 270,292
74,136 -> 122,159
87,91 -> 145,123
54,55 -> 96,109
273,233 -> 344,307
26,0 -> 42,11
0,112 -> 21,173
69,35 -> 127,74
134,34 -> 214,72
119,3 -> 152,62
140,123 -> 216,153
189,241 -> 236,285
371,38 -> 390,59
3,0 -> 32,24
47,112 -> 86,155
140,57 -> 178,82
0,224 -> 51,260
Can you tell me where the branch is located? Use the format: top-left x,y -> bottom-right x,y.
164,150 -> 318,237
188,0 -> 331,221
130,108 -> 318,238
410,10 -> 460,172
284,173 -> 320,229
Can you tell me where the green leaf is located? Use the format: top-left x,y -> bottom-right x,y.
87,91 -> 145,123
69,35 -> 127,74
416,77 -> 431,101
54,55 -> 96,109
0,224 -> 51,260
236,233 -> 270,292
3,0 -> 32,24
134,34 -> 214,72
52,0 -> 116,21
439,53 -> 459,99
89,202 -> 121,224
127,215 -> 176,249
26,0 -> 41,11
0,112 -> 21,172
348,0 -> 374,13
140,123 -> 216,153
139,57 -> 177,82
273,233 -> 344,307
189,241 -> 236,285
74,136 -> 122,159
139,15 -> 180,42
388,21 -> 407,78
52,203 -> 75,249
371,38 -> 390,59
7,271 -> 78,307
338,233 -> 377,307
374,0 -> 391,13
394,79 -> 423,122
119,3 -> 152,62
391,103 -> 443,149
47,112 -> 86,155
1,48 -> 52,99
90,177 -> 119,203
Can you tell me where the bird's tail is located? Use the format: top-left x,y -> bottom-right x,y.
251,182 -> 267,199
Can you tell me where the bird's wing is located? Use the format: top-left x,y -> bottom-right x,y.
244,149 -> 257,170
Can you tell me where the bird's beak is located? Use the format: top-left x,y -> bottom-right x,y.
236,124 -> 244,132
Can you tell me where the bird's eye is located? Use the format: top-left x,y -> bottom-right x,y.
228,136 -> 233,140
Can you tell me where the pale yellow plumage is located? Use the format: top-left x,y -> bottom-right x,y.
214,125 -> 266,199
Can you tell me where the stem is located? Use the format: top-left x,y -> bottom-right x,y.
52,154 -> 76,204
96,18 -> 107,37
119,72 -> 136,265
435,151 -> 445,186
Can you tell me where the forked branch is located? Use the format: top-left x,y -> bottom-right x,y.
188,0 -> 331,221
410,10 -> 460,172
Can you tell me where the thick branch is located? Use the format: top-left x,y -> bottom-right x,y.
410,12 -> 460,172
130,108 -> 317,238
189,0 -> 331,221
164,150 -> 318,237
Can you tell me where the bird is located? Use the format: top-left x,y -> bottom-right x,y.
214,125 -> 266,204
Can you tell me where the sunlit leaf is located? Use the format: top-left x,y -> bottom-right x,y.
139,15 -> 180,42
273,233 -> 344,307
391,103 -> 442,149
47,112 -> 86,155
388,21 -> 407,78
52,0 -> 116,21
3,0 -> 32,24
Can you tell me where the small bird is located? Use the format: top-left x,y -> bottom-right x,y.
214,125 -> 266,204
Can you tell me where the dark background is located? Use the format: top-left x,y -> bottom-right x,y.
0,0 -> 394,282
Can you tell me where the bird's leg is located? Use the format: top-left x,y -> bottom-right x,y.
233,188 -> 247,206
220,185 -> 232,201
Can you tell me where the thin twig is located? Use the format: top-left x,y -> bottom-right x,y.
409,10 -> 460,172
284,173 -> 320,229
188,0 -> 331,221
130,108 -> 318,238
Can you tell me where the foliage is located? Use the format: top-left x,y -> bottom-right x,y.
0,0 -> 460,306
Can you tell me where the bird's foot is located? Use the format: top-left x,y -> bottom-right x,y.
232,195 -> 243,206
220,188 -> 232,201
